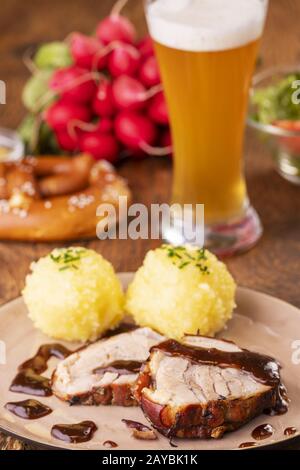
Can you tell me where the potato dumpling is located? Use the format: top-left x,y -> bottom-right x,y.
23,247 -> 124,342
125,245 -> 236,340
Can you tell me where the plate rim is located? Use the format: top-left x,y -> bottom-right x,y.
0,273 -> 299,451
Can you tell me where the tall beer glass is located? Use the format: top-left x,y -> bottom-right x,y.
145,0 -> 269,255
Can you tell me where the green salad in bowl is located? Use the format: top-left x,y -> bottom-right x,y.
248,66 -> 300,184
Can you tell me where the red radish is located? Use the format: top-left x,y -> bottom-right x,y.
138,36 -> 154,59
67,118 -> 113,137
70,33 -> 107,70
50,66 -> 96,104
112,75 -> 146,111
139,56 -> 161,87
108,44 -> 140,77
79,131 -> 119,163
115,111 -> 157,151
112,75 -> 162,112
55,129 -> 80,152
98,118 -> 114,134
96,15 -> 136,45
74,118 -> 114,134
148,92 -> 169,125
45,99 -> 91,131
93,81 -> 115,117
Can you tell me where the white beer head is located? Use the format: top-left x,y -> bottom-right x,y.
146,0 -> 269,52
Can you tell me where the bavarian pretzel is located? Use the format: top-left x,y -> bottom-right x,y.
0,154 -> 131,242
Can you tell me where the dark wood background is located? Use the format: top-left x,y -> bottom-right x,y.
0,0 -> 299,450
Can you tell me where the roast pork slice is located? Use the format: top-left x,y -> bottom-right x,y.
135,335 -> 288,439
52,327 -> 164,406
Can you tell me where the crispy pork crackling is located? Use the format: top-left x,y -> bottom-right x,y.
134,335 -> 288,439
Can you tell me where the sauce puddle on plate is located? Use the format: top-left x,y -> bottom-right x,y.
51,421 -> 98,443
5,399 -> 52,420
9,370 -> 52,397
10,343 -> 72,397
103,440 -> 118,448
251,423 -> 274,441
284,427 -> 297,437
239,442 -> 257,449
20,344 -> 71,374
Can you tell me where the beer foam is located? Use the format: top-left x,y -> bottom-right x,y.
146,0 -> 268,52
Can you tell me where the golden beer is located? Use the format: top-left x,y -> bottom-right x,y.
146,0 -> 268,254
154,39 -> 260,223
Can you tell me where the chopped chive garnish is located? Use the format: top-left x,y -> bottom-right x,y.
179,261 -> 189,269
59,266 -> 71,272
162,245 -> 210,274
51,248 -> 86,272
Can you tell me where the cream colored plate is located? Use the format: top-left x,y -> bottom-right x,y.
0,273 -> 299,450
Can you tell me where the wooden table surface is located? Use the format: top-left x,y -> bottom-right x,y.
0,0 -> 299,451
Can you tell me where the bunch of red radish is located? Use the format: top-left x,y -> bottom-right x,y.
44,0 -> 171,163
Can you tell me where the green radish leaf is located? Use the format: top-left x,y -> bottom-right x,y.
34,41 -> 73,70
18,114 -> 36,145
18,114 -> 60,155
22,70 -> 54,113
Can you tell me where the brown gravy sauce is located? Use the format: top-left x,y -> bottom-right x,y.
5,399 -> 52,420
103,440 -> 118,448
10,369 -> 52,397
93,360 -> 143,376
122,419 -> 152,432
154,340 -> 288,415
284,427 -> 297,436
239,442 -> 257,449
251,423 -> 274,440
20,343 -> 71,374
10,343 -> 72,397
51,421 -> 98,444
103,323 -> 137,338
122,419 -> 158,441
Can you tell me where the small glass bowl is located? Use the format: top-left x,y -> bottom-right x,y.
0,127 -> 24,162
248,65 -> 300,185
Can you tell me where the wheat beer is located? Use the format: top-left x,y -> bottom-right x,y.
146,0 -> 268,253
